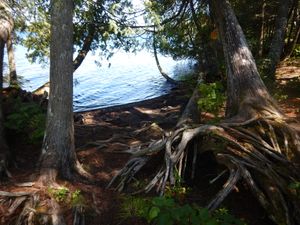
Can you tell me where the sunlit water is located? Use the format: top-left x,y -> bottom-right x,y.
4,46 -> 193,112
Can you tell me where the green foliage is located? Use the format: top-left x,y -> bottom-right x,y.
273,92 -> 288,101
291,44 -> 300,58
119,196 -> 148,219
48,187 -> 69,202
14,0 -> 140,65
71,190 -> 85,206
197,82 -> 225,116
289,181 -> 300,197
4,99 -> 46,144
289,181 -> 300,190
48,187 -> 85,206
165,169 -> 190,201
120,196 -> 247,225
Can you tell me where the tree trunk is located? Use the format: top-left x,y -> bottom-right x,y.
283,2 -> 300,58
153,30 -> 179,84
0,39 -> 10,178
6,33 -> 17,86
265,0 -> 292,80
210,0 -> 282,120
39,0 -> 77,180
110,1 -> 300,224
0,0 -> 13,178
73,23 -> 96,72
258,1 -> 266,57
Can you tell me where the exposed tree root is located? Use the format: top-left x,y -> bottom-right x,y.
108,117 -> 300,225
0,168 -> 92,225
0,182 -> 88,225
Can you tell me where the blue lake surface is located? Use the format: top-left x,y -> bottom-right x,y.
4,46 -> 193,112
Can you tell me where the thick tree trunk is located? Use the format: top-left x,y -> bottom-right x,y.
39,0 -> 77,180
0,39 -> 10,178
210,0 -> 282,120
6,33 -> 17,86
265,0 -> 292,80
0,0 -> 13,178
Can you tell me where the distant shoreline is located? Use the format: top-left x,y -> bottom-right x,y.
75,86 -> 188,115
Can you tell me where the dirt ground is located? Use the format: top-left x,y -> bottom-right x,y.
0,60 -> 299,225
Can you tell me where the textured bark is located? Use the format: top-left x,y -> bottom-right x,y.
284,1 -> 300,58
258,1 -> 266,57
6,33 -> 17,86
266,0 -> 292,79
0,1 -> 13,177
0,40 -> 10,175
210,0 -> 281,120
39,0 -> 76,180
0,1 -> 13,43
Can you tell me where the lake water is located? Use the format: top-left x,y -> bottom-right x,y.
4,45 -> 193,112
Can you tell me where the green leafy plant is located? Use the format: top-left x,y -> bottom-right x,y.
145,197 -> 246,225
71,190 -> 85,206
197,82 -> 225,117
119,196 -> 148,219
289,181 -> 300,197
48,187 -> 69,202
165,169 -> 189,201
4,98 -> 46,143
48,187 -> 85,206
120,196 -> 246,225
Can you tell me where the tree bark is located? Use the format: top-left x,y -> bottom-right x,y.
6,33 -> 17,86
284,1 -> 300,58
0,0 -> 13,178
210,0 -> 282,120
0,39 -> 10,178
39,0 -> 77,180
258,1 -> 266,57
265,0 -> 292,80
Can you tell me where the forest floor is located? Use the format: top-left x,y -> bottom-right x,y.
0,59 -> 299,225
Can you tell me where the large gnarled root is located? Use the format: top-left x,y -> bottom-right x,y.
108,117 -> 300,225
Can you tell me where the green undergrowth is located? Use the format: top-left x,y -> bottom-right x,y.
119,195 -> 247,225
120,178 -> 246,225
289,181 -> 300,198
197,82 -> 225,122
47,187 -> 85,207
4,97 -> 46,144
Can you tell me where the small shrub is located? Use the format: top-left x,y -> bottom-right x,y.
165,169 -> 189,202
71,190 -> 85,206
4,98 -> 46,144
119,196 -> 148,219
197,82 -> 225,117
48,187 -> 69,202
48,187 -> 85,206
289,181 -> 300,197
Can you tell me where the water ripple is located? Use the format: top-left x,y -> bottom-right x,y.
5,46 -> 193,112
